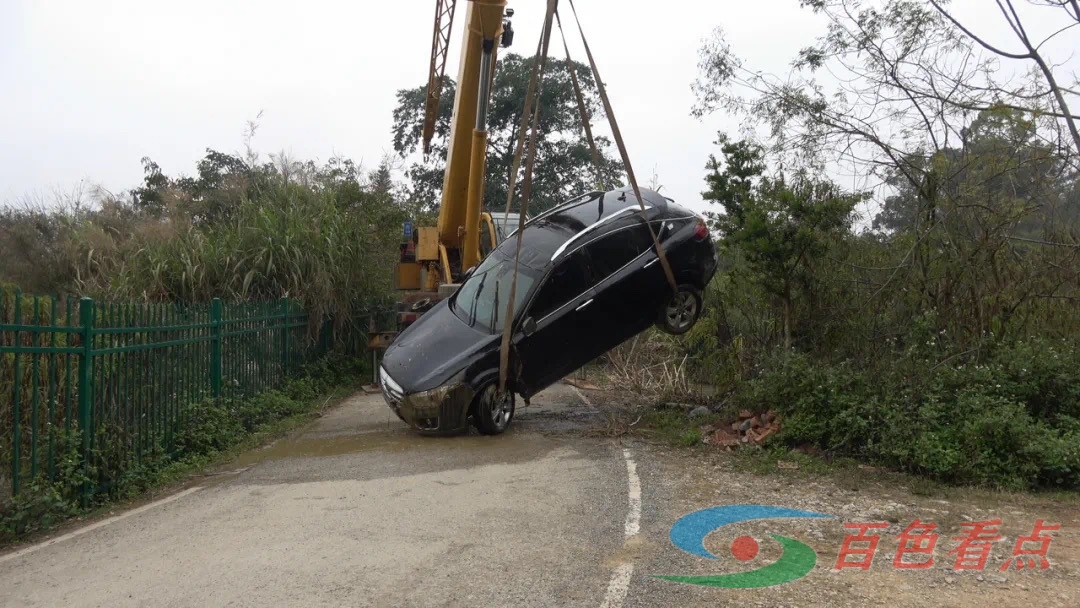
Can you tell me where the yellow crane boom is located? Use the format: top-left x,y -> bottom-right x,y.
438,0 -> 509,278
401,0 -> 513,297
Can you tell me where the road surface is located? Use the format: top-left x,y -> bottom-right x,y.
0,383 -> 642,607
2,382 -> 1077,608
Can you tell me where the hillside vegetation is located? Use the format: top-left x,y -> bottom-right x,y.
669,0 -> 1080,492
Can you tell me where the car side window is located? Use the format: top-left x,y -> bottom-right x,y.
583,222 -> 654,282
528,250 -> 593,320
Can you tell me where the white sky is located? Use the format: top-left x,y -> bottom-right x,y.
1,1 -> 1075,218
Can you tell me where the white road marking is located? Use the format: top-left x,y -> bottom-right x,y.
0,486 -> 203,565
599,562 -> 634,608
572,373 -> 643,608
569,384 -> 592,407
600,449 -> 642,607
623,449 -> 641,538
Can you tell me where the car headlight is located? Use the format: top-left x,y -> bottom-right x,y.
379,365 -> 402,395
410,369 -> 468,402
413,383 -> 460,403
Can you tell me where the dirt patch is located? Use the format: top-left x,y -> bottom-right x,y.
627,441 -> 1079,607
581,386 -> 1080,607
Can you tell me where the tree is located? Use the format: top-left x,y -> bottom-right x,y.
704,135 -> 864,349
691,0 -> 1080,347
692,0 -> 1080,186
132,148 -> 274,226
873,106 -> 1071,234
928,0 -> 1080,157
391,52 -> 624,214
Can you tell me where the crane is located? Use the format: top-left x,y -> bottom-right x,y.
367,0 -> 680,396
394,0 -> 516,302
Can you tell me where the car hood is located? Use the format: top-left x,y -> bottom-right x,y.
381,298 -> 497,393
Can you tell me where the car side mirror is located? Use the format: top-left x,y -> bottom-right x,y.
522,316 -> 537,336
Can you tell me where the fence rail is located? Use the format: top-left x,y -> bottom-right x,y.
1,288 -> 388,504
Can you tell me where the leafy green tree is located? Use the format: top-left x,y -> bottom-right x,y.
692,0 -> 1080,350
391,53 -> 624,214
132,148 -> 274,226
874,107 -> 1071,235
704,135 -> 865,349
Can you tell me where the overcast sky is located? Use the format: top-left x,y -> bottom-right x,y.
1,1 -> 1074,217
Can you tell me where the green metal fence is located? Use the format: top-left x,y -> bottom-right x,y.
1,288 -> 384,504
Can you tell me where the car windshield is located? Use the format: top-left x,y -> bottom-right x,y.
450,252 -> 540,333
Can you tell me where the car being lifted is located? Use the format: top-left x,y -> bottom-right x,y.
378,186 -> 718,436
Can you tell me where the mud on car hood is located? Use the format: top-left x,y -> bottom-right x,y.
380,298 -> 497,394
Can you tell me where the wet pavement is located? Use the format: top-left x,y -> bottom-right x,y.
0,382 -> 629,608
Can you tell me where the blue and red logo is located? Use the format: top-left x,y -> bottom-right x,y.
654,505 -> 835,588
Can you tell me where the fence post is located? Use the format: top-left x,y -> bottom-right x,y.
280,298 -> 290,379
210,298 -> 222,398
77,297 -> 94,506
12,290 -> 23,497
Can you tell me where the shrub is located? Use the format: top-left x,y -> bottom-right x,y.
732,340 -> 1080,491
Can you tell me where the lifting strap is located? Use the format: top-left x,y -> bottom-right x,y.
496,0 -> 679,397
555,8 -> 605,191
500,15 -> 547,222
497,0 -> 557,395
565,0 -> 679,294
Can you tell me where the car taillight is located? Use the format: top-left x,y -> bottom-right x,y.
692,218 -> 709,241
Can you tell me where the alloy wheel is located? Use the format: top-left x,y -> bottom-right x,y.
489,387 -> 513,428
666,291 -> 698,330
474,383 -> 515,435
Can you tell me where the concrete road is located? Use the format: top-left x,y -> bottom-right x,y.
0,383 -> 638,608
8,382 -> 1071,608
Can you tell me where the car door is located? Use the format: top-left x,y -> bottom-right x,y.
636,217 -> 681,314
513,248 -> 605,396
582,218 -> 666,345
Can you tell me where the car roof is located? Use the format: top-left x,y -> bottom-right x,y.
491,186 -> 676,270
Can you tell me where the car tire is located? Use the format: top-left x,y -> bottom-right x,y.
471,382 -> 515,435
657,284 -> 703,335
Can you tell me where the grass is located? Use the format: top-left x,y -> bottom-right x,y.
636,407 -> 723,447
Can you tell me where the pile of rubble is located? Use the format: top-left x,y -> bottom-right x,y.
702,409 -> 780,448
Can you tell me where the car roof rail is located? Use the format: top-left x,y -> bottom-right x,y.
550,204 -> 652,261
506,187 -> 664,245
502,191 -> 603,240
524,190 -> 605,226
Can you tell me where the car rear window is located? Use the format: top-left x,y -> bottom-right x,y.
582,223 -> 654,282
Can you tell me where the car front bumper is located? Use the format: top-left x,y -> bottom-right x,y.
379,366 -> 475,435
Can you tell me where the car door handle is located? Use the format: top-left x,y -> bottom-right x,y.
645,258 -> 659,268
575,298 -> 593,311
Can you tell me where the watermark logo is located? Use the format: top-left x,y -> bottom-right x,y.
836,518 -> 1061,572
653,505 -> 836,588
656,505 -> 1062,588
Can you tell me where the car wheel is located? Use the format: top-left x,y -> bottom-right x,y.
471,382 -> 515,435
657,285 -> 703,335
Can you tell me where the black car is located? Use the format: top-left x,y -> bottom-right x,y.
378,186 -> 718,436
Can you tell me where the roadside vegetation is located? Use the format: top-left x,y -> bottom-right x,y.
1,353 -> 367,545
615,0 -> 1080,494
